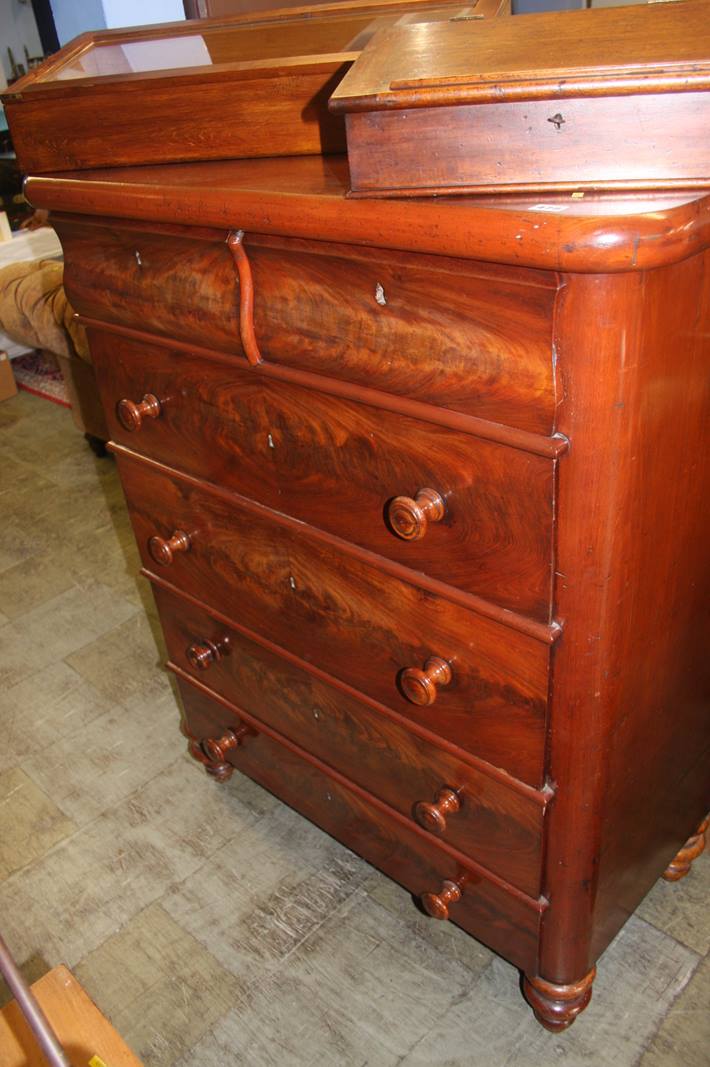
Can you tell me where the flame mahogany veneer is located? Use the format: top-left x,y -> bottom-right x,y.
30,155 -> 710,1031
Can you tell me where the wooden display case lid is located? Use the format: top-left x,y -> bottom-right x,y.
330,0 -> 710,198
1,0 -> 507,175
330,0 -> 710,112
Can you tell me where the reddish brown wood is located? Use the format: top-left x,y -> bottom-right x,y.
387,488 -> 445,541
420,877 -> 464,920
186,635 -> 231,670
522,968 -> 596,1032
2,0 -> 508,174
147,529 -> 190,566
86,328 -> 555,619
55,217 -> 559,436
29,160 -> 710,276
400,657 -> 452,707
116,451 -> 551,757
176,675 -> 543,971
332,2 -> 710,196
662,817 -> 709,882
154,578 -> 548,792
116,393 -> 161,432
226,229 -> 263,365
413,786 -> 461,835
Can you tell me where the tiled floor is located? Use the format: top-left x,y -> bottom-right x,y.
0,390 -> 708,1066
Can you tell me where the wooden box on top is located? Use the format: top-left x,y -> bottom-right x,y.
330,0 -> 710,197
1,0 -> 508,175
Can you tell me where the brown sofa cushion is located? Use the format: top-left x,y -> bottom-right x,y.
0,257 -> 90,361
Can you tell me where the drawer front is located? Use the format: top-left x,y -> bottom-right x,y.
117,452 -> 549,786
91,330 -> 554,618
177,677 -> 543,972
155,584 -> 546,894
59,218 -> 558,434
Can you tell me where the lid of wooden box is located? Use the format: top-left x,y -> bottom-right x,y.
330,0 -> 710,112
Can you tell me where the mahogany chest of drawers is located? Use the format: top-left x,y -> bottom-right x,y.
28,156 -> 709,1031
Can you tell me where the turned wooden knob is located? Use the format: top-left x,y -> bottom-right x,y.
414,787 -> 461,835
201,724 -> 250,764
186,636 -> 230,671
401,657 -> 452,706
148,530 -> 190,566
388,488 -> 445,541
116,394 -> 161,431
421,879 -> 463,921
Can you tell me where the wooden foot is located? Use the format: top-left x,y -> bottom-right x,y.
662,817 -> 709,881
523,967 -> 596,1031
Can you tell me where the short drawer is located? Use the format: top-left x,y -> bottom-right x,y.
177,676 -> 544,973
91,330 -> 554,619
58,217 -> 558,434
117,451 -> 549,788
155,583 -> 547,895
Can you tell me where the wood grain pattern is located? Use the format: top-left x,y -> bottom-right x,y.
31,159 -> 710,275
115,451 -> 551,774
57,218 -> 559,435
89,329 -> 555,618
538,252 -> 710,993
154,583 -> 547,890
2,0 -> 508,174
152,575 -> 547,787
176,675 -> 544,972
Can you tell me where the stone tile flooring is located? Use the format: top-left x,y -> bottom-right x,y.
0,391 -> 707,1065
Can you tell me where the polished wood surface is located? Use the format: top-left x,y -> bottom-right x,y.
333,1 -> 710,196
2,0 -> 507,173
662,817 -> 708,882
116,449 -> 551,754
177,676 -> 544,972
154,579 -> 548,788
154,585 -> 547,892
57,218 -> 559,435
87,329 -> 555,618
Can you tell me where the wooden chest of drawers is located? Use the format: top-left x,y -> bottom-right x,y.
29,155 -> 709,1032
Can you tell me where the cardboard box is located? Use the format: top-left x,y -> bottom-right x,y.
0,351 -> 18,401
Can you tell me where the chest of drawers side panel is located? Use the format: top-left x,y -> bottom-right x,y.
539,256 -> 710,987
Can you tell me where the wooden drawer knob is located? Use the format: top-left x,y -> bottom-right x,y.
202,724 -> 250,764
421,879 -> 463,921
388,488 -> 445,541
148,530 -> 190,566
186,636 -> 230,671
414,787 -> 461,835
401,657 -> 452,706
116,394 -> 161,432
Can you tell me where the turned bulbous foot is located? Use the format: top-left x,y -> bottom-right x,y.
662,817 -> 708,881
523,967 -> 596,1031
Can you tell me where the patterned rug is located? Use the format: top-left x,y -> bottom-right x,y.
11,351 -> 70,408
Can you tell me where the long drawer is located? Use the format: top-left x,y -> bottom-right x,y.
155,583 -> 547,895
91,330 -> 554,619
117,450 -> 550,787
177,676 -> 544,973
58,218 -> 558,434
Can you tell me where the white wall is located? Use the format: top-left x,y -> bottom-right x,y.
51,0 -> 106,45
0,0 -> 44,83
101,0 -> 185,30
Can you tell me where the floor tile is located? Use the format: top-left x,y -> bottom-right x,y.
0,661 -> 115,775
22,691 -> 184,825
0,757 -> 274,969
0,551 -> 77,618
75,904 -> 241,1067
0,580 -> 138,689
637,849 -> 710,955
0,767 -> 77,879
638,953 -> 710,1067
65,610 -> 169,713
398,916 -> 699,1067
